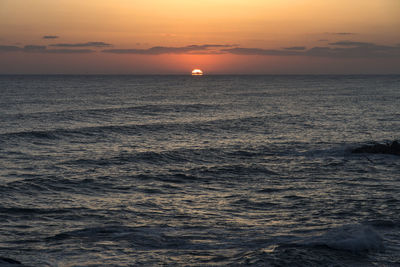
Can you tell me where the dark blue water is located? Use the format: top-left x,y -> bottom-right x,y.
0,75 -> 399,266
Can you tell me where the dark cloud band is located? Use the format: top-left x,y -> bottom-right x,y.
1,41 -> 399,58
325,32 -> 356,36
0,45 -> 21,52
329,41 -> 374,46
0,45 -> 94,54
102,44 -> 234,54
284,46 -> 306,51
50,42 -> 112,48
222,42 -> 400,58
43,35 -> 59,39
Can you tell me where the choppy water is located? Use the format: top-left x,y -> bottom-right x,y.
0,75 -> 400,266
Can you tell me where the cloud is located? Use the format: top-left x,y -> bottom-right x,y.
221,47 -> 302,56
50,42 -> 112,48
335,33 -> 356,35
284,46 -> 306,51
2,41 -> 399,58
102,44 -> 234,54
326,32 -> 356,35
24,45 -> 47,51
101,41 -> 400,58
43,35 -> 59,39
321,41 -> 400,57
0,45 -> 22,52
42,49 -> 94,53
222,41 -> 400,58
0,44 -> 94,54
329,41 -> 374,46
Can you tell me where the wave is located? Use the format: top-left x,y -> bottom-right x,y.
4,130 -> 59,140
46,225 -> 191,249
231,198 -> 278,209
231,224 -> 386,266
297,224 -> 384,253
64,149 -> 214,166
0,175 -> 115,196
192,164 -> 278,177
0,206 -> 87,215
2,103 -> 218,117
363,219 -> 398,229
0,114 -> 270,141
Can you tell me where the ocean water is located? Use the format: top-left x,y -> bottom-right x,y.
0,75 -> 399,266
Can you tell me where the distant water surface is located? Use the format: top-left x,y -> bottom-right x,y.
0,75 -> 399,266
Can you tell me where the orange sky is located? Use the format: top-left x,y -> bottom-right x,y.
1,0 -> 399,74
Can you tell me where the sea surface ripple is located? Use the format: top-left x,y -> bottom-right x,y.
0,75 -> 399,266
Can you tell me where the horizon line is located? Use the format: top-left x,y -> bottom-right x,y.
1,73 -> 400,76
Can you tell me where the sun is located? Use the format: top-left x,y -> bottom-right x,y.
191,69 -> 204,76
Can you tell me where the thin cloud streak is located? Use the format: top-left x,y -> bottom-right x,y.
0,45 -> 21,52
0,45 -> 94,53
102,44 -> 234,54
284,46 -> 306,51
43,35 -> 59,39
44,49 -> 94,54
221,47 -> 302,56
24,45 -> 47,51
223,42 -> 400,58
326,32 -> 356,35
50,42 -> 112,48
329,41 -> 374,46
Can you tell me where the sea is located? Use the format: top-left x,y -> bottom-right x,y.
0,75 -> 399,266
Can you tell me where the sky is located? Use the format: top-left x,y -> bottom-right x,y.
0,0 -> 399,74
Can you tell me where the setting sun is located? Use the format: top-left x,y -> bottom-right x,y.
192,69 -> 204,75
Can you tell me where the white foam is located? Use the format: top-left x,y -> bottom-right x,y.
302,224 -> 384,253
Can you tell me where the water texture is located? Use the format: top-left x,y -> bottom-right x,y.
0,75 -> 399,266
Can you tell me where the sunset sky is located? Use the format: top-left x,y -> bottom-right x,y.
1,0 -> 399,74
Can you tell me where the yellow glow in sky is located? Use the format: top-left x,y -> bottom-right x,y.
0,0 -> 399,74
